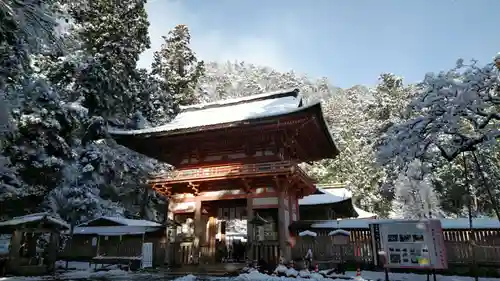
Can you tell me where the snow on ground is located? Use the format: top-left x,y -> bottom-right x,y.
342,271 -> 500,281
1,269 -> 500,281
55,260 -> 92,270
167,270 -> 500,281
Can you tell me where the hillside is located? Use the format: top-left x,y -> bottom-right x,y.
1,1 -> 499,223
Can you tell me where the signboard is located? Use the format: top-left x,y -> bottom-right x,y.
377,219 -> 447,270
257,226 -> 265,241
331,235 -> 349,245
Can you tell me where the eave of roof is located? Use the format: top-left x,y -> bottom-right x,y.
111,102 -> 339,161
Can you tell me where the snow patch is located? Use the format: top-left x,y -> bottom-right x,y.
78,216 -> 162,227
299,230 -> 317,237
0,213 -> 69,229
71,225 -> 162,236
328,229 -> 350,236
173,274 -> 197,281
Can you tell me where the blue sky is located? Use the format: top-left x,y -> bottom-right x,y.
139,0 -> 500,88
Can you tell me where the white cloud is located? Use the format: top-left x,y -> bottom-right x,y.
139,0 -> 291,71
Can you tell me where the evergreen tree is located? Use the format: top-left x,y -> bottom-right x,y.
41,0 -> 151,120
151,24 -> 205,112
5,79 -> 80,193
25,0 -> 164,221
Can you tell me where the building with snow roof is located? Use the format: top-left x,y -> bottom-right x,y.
0,213 -> 69,276
60,216 -> 169,269
299,184 -> 377,220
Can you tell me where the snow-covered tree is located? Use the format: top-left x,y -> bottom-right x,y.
46,152 -> 124,224
368,73 -> 416,135
130,69 -> 171,126
40,0 -> 151,120
391,159 -> 443,219
152,24 -> 205,111
377,56 -> 500,166
199,61 -> 342,102
0,0 -> 61,88
377,54 -> 500,219
26,0 -> 168,221
309,74 -> 414,216
3,79 -> 81,204
309,86 -> 389,214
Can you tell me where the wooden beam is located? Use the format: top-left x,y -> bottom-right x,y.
273,176 -> 285,193
241,177 -> 252,194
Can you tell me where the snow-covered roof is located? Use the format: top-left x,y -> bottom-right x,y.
109,88 -> 304,136
0,213 -> 69,230
299,186 -> 377,219
77,216 -> 162,227
71,226 -> 162,236
353,206 -> 377,219
299,187 -> 352,206
72,216 -> 163,236
180,88 -> 301,111
311,218 -> 500,230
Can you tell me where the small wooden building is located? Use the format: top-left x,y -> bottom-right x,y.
299,184 -> 377,220
61,216 -> 167,269
0,213 -> 69,276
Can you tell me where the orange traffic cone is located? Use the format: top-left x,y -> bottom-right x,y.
356,268 -> 361,276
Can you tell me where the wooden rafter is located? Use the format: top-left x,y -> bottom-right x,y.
188,182 -> 200,196
151,184 -> 172,198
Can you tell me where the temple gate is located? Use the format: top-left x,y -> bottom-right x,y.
109,88 -> 339,265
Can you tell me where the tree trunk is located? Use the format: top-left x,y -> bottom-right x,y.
471,151 -> 500,222
463,153 -> 478,281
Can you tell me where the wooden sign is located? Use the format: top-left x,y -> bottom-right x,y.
329,229 -> 350,245
331,235 -> 349,245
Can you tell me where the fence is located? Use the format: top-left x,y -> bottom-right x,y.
292,227 -> 500,267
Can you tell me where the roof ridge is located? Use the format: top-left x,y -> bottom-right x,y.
180,88 -> 300,113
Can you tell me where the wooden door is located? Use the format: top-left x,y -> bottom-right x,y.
141,242 -> 153,268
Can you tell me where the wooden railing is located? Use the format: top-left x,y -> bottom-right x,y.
150,161 -> 302,182
250,241 -> 281,263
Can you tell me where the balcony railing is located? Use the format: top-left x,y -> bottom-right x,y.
149,161 -> 308,182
